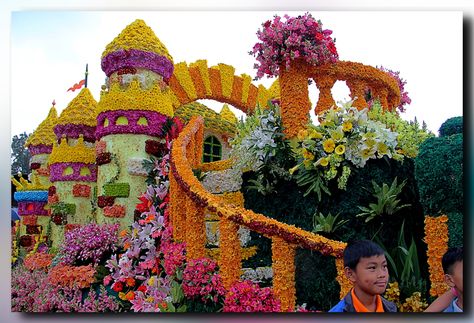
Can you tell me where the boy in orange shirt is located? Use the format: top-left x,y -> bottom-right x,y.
329,240 -> 397,312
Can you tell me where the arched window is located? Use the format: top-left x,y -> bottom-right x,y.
63,166 -> 74,176
80,167 -> 91,176
137,117 -> 148,126
116,116 -> 129,125
103,118 -> 110,127
203,136 -> 222,163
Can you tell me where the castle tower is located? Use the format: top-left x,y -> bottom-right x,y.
48,88 -> 98,248
96,19 -> 175,228
12,175 -> 49,255
24,104 -> 58,187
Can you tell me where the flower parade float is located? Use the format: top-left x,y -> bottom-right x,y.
11,14 -> 462,313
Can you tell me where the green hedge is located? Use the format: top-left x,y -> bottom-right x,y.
414,133 -> 463,215
438,116 -> 463,137
242,157 -> 428,311
51,202 -> 76,216
447,211 -> 463,248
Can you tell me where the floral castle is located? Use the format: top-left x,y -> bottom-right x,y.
12,15 -> 458,312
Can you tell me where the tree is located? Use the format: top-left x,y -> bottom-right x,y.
11,132 -> 31,175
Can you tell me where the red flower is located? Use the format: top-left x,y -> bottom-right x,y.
112,281 -> 123,292
137,285 -> 147,293
136,195 -> 151,213
263,20 -> 271,28
315,33 -> 324,41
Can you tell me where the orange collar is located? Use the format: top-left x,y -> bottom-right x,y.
351,288 -> 384,312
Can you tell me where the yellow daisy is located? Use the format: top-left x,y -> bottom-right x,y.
323,138 -> 335,153
342,121 -> 353,132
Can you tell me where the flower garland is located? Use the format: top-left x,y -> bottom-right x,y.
185,195 -> 206,259
279,58 -> 311,138
188,65 -> 207,98
271,236 -> 296,311
218,217 -> 242,290
200,159 -> 233,172
424,215 -> 449,297
335,257 -> 352,299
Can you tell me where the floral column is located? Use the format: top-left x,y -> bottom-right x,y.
48,88 -> 98,248
96,19 -> 176,230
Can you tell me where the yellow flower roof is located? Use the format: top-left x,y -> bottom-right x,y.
175,102 -> 236,135
219,104 -> 238,124
25,106 -> 58,147
49,136 -> 96,165
102,19 -> 173,63
268,79 -> 280,99
57,88 -> 98,127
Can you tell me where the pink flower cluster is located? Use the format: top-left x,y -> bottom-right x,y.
182,258 -> 226,303
162,240 -> 186,276
250,13 -> 339,79
377,66 -> 412,113
223,280 -> 281,312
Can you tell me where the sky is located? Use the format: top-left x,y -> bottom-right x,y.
10,11 -> 463,136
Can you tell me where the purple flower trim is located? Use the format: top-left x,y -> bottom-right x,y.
101,49 -> 174,82
50,162 -> 97,182
28,144 -> 52,155
18,201 -> 48,216
96,110 -> 169,140
14,191 -> 48,202
54,124 -> 96,143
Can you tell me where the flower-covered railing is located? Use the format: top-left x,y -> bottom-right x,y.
168,60 -> 271,114
170,115 -> 350,311
280,59 -> 402,138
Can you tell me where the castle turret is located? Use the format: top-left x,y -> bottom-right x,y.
12,175 -> 49,255
48,88 -> 98,248
96,19 -> 175,228
24,104 -> 58,187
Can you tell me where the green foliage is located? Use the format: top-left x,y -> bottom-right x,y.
356,177 -> 410,223
438,116 -> 463,137
376,221 -> 426,299
414,133 -> 463,215
293,167 -> 330,201
242,157 -> 428,310
447,211 -> 463,248
11,132 -> 31,175
312,211 -> 348,237
103,183 -> 130,197
368,102 -> 434,158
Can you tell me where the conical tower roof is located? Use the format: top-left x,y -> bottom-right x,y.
57,88 -> 97,127
100,19 -> 174,82
102,19 -> 173,62
25,106 -> 58,147
219,104 -> 238,124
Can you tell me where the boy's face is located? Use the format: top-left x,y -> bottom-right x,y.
446,260 -> 463,294
346,254 -> 389,295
